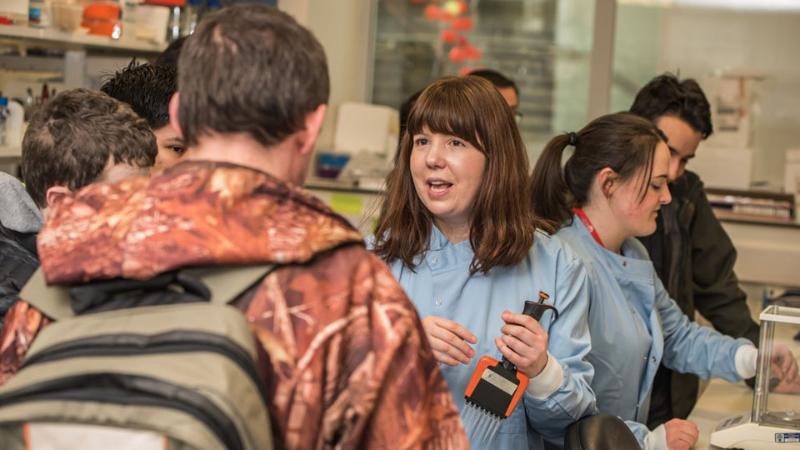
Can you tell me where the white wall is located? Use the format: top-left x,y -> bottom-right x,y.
613,5 -> 800,189
279,0 -> 373,151
658,8 -> 800,188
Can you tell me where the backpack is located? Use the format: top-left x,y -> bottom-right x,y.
0,264 -> 276,450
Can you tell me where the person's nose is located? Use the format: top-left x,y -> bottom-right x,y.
661,185 -> 672,205
425,140 -> 446,169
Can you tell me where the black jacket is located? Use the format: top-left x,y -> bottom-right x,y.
638,170 -> 760,427
0,222 -> 38,326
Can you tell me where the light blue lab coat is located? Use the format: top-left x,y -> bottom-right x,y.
373,227 -> 597,450
557,216 -> 750,446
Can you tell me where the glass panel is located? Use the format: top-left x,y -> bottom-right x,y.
753,306 -> 800,430
371,0 -> 595,160
611,1 -> 800,191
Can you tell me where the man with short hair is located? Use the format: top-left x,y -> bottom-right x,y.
101,62 -> 185,172
0,89 -> 156,328
21,88 -> 156,209
630,73 -> 760,428
0,6 -> 467,450
469,68 -> 521,118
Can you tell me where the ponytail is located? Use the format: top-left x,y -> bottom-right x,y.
530,133 -> 574,230
530,113 -> 667,232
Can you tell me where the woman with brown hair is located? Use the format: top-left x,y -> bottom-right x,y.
371,76 -> 596,449
530,112 -> 799,450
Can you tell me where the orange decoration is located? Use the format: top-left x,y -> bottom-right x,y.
443,0 -> 467,16
448,46 -> 466,63
442,0 -> 460,16
465,45 -> 481,60
451,17 -> 473,31
419,0 -> 481,69
441,29 -> 458,44
424,4 -> 442,20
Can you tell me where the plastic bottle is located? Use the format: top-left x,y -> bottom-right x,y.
23,88 -> 34,121
29,0 -> 52,28
5,101 -> 24,148
0,96 -> 9,146
167,5 -> 181,42
181,0 -> 202,37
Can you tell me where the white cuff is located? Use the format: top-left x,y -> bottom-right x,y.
644,424 -> 668,450
525,352 -> 563,399
735,344 -> 758,379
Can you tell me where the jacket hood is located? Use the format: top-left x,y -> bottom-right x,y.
0,172 -> 42,234
38,161 -> 363,284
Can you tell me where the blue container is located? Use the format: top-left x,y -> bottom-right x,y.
316,152 -> 351,179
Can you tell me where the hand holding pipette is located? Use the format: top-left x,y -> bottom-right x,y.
495,309 -> 549,378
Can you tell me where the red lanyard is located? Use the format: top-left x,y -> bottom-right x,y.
572,207 -> 605,247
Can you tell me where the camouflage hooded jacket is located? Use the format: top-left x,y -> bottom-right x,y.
0,161 -> 468,450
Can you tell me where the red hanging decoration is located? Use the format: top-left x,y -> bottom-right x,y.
441,29 -> 458,44
416,0 -> 481,73
451,17 -> 473,31
424,4 -> 443,20
448,46 -> 466,63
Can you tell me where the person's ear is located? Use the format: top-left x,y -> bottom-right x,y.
298,104 -> 327,155
45,185 -> 71,209
168,92 -> 182,137
595,167 -> 619,198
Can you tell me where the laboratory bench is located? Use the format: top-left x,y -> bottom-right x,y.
688,308 -> 800,450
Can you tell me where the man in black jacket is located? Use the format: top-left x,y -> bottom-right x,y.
631,74 -> 760,428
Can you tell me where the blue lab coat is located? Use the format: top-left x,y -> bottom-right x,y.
374,227 -> 597,449
557,216 -> 750,446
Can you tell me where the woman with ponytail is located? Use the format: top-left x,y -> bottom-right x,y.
371,76 -> 597,449
530,112 -> 799,450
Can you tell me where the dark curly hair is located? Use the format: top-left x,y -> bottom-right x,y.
629,73 -> 713,138
101,61 -> 177,130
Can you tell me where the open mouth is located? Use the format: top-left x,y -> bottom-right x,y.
427,180 -> 453,195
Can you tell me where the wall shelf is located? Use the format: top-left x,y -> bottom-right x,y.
0,146 -> 21,159
0,25 -> 165,53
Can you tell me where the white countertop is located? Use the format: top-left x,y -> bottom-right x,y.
689,379 -> 752,450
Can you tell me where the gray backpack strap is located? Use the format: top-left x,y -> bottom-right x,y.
19,269 -> 74,320
185,264 -> 276,305
20,264 -> 277,320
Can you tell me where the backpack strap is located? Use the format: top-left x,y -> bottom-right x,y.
183,264 -> 276,306
19,264 -> 278,321
19,269 -> 73,321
